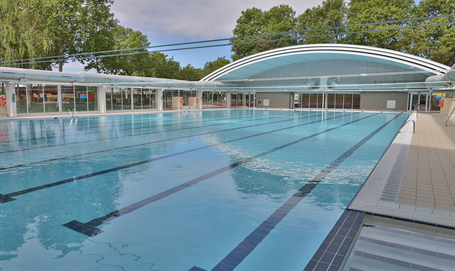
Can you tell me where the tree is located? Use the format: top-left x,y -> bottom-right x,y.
230,5 -> 297,61
0,0 -> 52,69
202,57 -> 231,77
297,0 -> 347,44
344,0 -> 415,50
149,52 -> 181,79
415,0 -> 455,66
45,0 -> 118,71
84,26 -> 152,76
176,64 -> 203,81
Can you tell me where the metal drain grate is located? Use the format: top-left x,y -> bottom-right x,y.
379,141 -> 411,203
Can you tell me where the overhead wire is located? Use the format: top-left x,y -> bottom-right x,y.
1,14 -> 454,67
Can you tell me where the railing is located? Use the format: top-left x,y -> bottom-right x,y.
401,120 -> 415,134
68,109 -> 78,125
446,106 -> 455,127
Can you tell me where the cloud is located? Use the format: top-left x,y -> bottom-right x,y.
111,0 -> 322,42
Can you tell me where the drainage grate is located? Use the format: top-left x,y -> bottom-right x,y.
379,140 -> 411,203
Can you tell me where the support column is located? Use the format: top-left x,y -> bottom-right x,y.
243,93 -> 246,107
5,82 -> 17,117
57,85 -> 62,113
417,93 -> 421,111
197,90 -> 203,109
98,86 -> 106,113
156,88 -> 164,111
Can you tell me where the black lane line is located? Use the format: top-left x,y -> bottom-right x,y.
196,113 -> 403,271
0,112 -> 345,202
61,113 -> 380,237
0,112 -> 325,171
0,111 -> 292,154
4,110 -> 258,143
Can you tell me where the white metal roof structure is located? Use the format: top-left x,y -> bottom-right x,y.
0,44 -> 454,92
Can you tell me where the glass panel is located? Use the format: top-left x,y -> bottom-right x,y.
134,88 -> 142,110
112,88 -> 122,110
29,85 -> 44,113
61,85 -> 74,112
202,91 -> 211,108
430,94 -> 441,112
163,90 -> 172,110
302,94 -> 310,108
344,94 -> 353,109
353,94 -> 360,109
150,90 -> 156,109
310,93 -> 318,108
44,85 -> 59,113
231,93 -> 237,107
106,87 -> 113,111
218,92 -> 226,107
327,94 -> 335,109
74,85 -> 87,112
122,88 -> 131,110
88,86 -> 98,111
336,94 -> 344,109
16,85 -> 27,114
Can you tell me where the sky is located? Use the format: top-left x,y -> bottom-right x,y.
61,0 -> 324,73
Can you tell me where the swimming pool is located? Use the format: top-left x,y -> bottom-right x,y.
0,110 -> 408,270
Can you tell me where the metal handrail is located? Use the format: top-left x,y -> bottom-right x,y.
446,106 -> 455,127
401,119 -> 415,134
67,109 -> 72,117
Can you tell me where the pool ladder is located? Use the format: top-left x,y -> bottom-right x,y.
67,109 -> 78,125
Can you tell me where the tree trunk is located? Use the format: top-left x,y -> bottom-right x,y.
58,42 -> 65,72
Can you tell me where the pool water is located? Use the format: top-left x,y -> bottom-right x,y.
0,110 -> 408,271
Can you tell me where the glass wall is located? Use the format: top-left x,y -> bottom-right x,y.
202,91 -> 227,108
88,86 -> 98,111
61,85 -> 74,112
30,85 -> 44,113
16,85 -> 27,114
44,85 -> 59,113
231,93 -> 243,107
294,93 -> 359,109
131,88 -> 156,110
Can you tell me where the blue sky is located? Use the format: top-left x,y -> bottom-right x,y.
61,0 -> 323,73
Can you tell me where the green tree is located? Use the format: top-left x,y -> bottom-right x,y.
45,0 -> 118,71
297,0 -> 347,44
0,0 -> 52,69
149,52 -> 181,79
415,0 -> 455,66
176,64 -> 203,81
84,26 -> 152,76
344,0 -> 415,50
202,57 -> 231,77
231,5 -> 297,61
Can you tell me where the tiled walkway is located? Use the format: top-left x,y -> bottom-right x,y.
350,112 -> 455,228
398,113 -> 455,212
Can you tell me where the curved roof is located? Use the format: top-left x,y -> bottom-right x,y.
201,44 -> 449,82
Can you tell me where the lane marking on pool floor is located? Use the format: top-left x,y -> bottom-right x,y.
0,111 -> 295,154
3,110 -> 279,144
60,113 -> 383,237
0,111 -> 325,170
192,113 -> 403,271
0,112 -> 351,203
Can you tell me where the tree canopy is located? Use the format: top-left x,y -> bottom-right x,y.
230,0 -> 455,66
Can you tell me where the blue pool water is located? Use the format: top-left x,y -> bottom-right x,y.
0,110 -> 408,270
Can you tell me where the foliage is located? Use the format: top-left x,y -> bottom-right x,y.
0,0 -> 52,69
84,26 -> 152,76
297,0 -> 347,44
202,57 -> 231,77
230,5 -> 297,61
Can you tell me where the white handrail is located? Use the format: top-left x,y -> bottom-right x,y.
446,106 -> 455,127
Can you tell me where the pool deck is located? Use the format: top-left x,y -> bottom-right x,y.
349,112 -> 455,228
